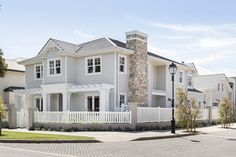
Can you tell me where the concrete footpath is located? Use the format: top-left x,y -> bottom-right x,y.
3,123 -> 235,142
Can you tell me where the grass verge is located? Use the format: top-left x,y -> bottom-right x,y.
0,131 -> 94,141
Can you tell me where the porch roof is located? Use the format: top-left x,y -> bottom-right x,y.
14,88 -> 41,95
68,83 -> 114,92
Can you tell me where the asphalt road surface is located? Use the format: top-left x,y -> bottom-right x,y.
0,128 -> 236,157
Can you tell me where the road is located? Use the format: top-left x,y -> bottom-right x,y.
0,128 -> 235,157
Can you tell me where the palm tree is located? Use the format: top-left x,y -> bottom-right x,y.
0,49 -> 8,77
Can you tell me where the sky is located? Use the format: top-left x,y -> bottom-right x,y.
1,0 -> 236,76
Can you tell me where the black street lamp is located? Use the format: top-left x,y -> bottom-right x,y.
169,63 -> 177,134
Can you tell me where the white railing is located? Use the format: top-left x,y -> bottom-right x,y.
137,107 -> 219,123
137,107 -> 172,123
212,108 -> 219,120
34,111 -> 132,124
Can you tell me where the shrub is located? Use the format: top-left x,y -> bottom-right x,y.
219,98 -> 233,128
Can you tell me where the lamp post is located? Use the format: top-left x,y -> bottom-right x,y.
169,63 -> 177,134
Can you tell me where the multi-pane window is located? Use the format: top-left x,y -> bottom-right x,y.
86,56 -> 101,74
187,76 -> 192,86
119,56 -> 126,73
48,59 -> 61,76
119,95 -> 125,107
218,83 -> 220,91
179,72 -> 183,83
35,64 -> 43,79
222,83 -> 224,91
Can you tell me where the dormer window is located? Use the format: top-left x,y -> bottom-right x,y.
48,58 -> 61,76
119,55 -> 127,74
34,64 -> 43,80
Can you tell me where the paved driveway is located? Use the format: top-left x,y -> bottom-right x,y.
0,128 -> 236,157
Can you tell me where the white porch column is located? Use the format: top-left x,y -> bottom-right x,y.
47,94 -> 51,111
42,93 -> 47,111
99,90 -> 110,111
62,92 -> 71,111
14,95 -> 19,110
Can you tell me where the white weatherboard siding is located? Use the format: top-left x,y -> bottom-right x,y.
26,64 -> 42,88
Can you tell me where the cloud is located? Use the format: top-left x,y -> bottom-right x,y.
73,29 -> 94,40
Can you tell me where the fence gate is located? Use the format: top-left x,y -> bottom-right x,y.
17,109 -> 28,128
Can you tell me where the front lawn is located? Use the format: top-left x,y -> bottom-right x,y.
0,131 -> 94,140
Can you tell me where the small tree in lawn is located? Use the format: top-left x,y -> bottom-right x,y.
0,97 -> 7,136
0,49 -> 8,77
219,98 -> 233,128
176,88 -> 201,132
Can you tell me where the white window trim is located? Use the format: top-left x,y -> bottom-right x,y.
118,54 -> 127,75
34,96 -> 43,111
34,64 -> 43,80
47,58 -> 62,77
118,92 -> 127,107
179,71 -> 184,84
187,74 -> 193,88
84,93 -> 99,111
85,55 -> 102,76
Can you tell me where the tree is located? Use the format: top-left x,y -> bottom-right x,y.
0,97 -> 7,136
176,88 -> 201,132
219,98 -> 233,128
0,49 -> 8,77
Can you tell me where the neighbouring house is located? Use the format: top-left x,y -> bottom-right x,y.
194,74 -> 233,108
14,30 -> 204,113
0,58 -> 25,110
227,77 -> 236,118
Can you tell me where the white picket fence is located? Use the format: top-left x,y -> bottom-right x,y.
34,111 -> 132,124
137,107 -> 219,123
137,107 -> 172,123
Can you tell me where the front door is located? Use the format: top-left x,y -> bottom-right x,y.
35,97 -> 43,112
87,95 -> 99,111
94,96 -> 99,111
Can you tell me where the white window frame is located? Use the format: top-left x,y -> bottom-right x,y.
179,71 -> 184,84
218,83 -> 220,91
34,64 -> 43,80
47,58 -> 62,77
85,56 -> 102,75
118,54 -> 127,74
187,75 -> 193,87
34,96 -> 43,112
118,92 -> 127,108
222,83 -> 224,92
84,93 -> 99,111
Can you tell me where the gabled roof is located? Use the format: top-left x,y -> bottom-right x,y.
22,36 -> 189,67
6,58 -> 25,72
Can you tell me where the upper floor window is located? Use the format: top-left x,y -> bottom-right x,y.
119,55 -> 127,74
86,56 -> 101,75
179,71 -> 183,83
34,64 -> 43,80
48,59 -> 61,76
187,75 -> 192,86
222,83 -> 224,91
218,83 -> 220,91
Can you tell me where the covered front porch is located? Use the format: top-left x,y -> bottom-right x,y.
14,83 -> 114,112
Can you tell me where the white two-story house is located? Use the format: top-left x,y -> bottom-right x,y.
15,30 -> 204,113
194,74 -> 232,108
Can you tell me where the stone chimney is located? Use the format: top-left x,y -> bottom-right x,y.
126,30 -> 148,106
